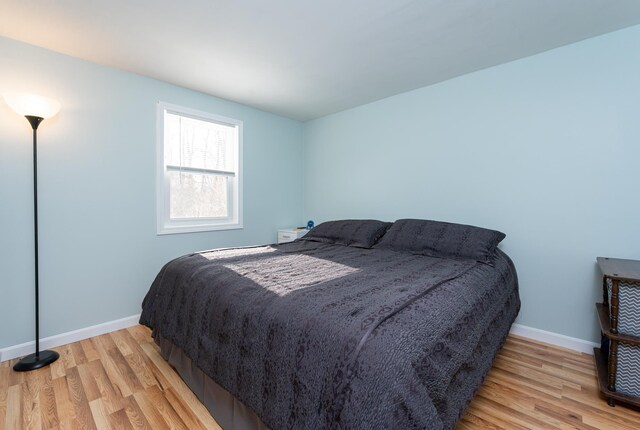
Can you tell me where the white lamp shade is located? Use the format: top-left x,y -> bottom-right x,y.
3,93 -> 60,119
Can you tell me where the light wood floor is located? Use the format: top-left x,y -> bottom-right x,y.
1,327 -> 639,430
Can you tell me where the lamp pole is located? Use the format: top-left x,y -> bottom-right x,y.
28,116 -> 44,360
4,94 -> 61,372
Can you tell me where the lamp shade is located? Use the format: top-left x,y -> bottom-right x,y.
3,93 -> 60,119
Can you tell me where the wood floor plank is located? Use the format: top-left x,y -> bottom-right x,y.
460,410 -> 508,430
65,367 -> 96,430
487,364 -> 562,399
92,338 -> 133,399
475,393 -> 556,430
3,327 -> 640,430
143,385 -> 188,430
8,364 -> 25,388
136,353 -> 171,392
0,366 -> 9,427
464,403 -> 523,430
70,343 -> 88,367
115,331 -> 148,360
80,340 -> 100,364
49,357 -> 66,381
122,353 -> 156,390
110,331 -> 134,358
131,391 -> 169,429
88,398 -> 110,430
499,352 -> 596,389
106,348 -> 144,394
455,417 -> 479,430
126,326 -> 150,344
38,373 -> 59,430
508,336 -> 594,365
477,381 -> 582,430
52,377 -> 75,425
163,387 -> 207,430
533,402 -> 600,430
561,359 -> 597,377
95,336 -> 117,354
139,343 -> 222,430
505,337 -> 580,362
77,364 -> 100,403
5,384 -> 23,430
121,396 -> 153,430
58,345 -> 77,372
21,377 -> 42,430
86,360 -> 123,415
494,356 -> 575,390
108,408 -> 134,430
557,394 -> 640,430
115,331 -> 159,390
60,417 -> 83,430
560,385 -> 640,425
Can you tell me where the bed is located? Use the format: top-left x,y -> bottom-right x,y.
140,219 -> 520,430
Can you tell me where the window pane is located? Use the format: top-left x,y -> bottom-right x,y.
169,171 -> 228,219
165,112 -> 235,172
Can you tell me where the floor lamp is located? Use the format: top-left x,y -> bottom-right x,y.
4,93 -> 61,372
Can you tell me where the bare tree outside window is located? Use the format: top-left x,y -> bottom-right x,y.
157,102 -> 242,234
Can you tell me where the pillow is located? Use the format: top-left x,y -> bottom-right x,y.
300,219 -> 392,248
374,219 -> 505,264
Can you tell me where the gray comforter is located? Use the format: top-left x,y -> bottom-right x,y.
140,240 -> 519,429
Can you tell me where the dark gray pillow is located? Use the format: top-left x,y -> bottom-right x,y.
300,219 -> 392,248
374,219 -> 505,265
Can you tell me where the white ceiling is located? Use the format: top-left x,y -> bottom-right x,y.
1,1 -> 640,121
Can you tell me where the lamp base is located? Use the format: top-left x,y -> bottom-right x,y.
13,350 -> 59,372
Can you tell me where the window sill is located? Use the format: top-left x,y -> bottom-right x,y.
157,222 -> 243,235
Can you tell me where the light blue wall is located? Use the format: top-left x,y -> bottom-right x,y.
0,36 -> 303,349
3,24 -> 639,350
304,25 -> 640,343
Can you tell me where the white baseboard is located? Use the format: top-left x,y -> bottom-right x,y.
0,314 -> 141,363
0,315 -> 595,363
510,323 -> 598,354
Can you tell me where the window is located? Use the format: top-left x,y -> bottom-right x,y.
157,102 -> 242,234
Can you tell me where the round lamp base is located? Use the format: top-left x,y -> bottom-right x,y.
13,350 -> 60,372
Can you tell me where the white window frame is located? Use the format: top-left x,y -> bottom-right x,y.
156,101 -> 243,235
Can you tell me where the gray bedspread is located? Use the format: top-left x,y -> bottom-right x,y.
140,240 -> 519,430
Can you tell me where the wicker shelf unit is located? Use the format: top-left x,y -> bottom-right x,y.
595,256 -> 640,408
